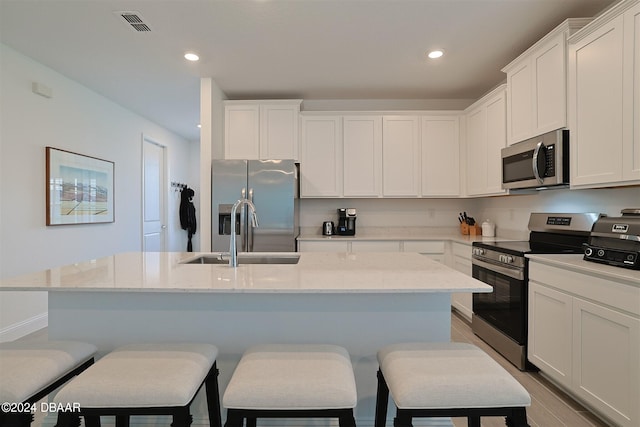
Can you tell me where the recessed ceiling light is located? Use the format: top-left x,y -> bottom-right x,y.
428,49 -> 444,59
184,52 -> 200,61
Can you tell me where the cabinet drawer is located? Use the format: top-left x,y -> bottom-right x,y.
351,241 -> 401,252
452,242 -> 471,259
298,241 -> 349,252
529,261 -> 640,316
403,241 -> 445,254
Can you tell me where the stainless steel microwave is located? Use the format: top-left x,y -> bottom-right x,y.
501,129 -> 569,190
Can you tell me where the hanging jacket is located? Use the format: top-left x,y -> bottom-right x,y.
180,187 -> 197,251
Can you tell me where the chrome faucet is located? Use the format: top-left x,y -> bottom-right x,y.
229,198 -> 259,267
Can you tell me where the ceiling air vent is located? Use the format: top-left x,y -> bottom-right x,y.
116,11 -> 151,32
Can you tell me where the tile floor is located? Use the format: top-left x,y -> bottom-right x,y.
18,311 -> 610,427
450,310 -> 610,427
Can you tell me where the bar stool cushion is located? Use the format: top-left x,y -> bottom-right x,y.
54,342 -> 218,408
0,340 -> 97,402
223,344 -> 357,410
377,342 -> 531,409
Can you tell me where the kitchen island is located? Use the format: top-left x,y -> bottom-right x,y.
1,251 -> 491,427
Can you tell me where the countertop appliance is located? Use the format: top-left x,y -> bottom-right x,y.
337,208 -> 356,236
212,159 -> 299,252
501,129 -> 569,191
322,221 -> 335,236
471,212 -> 600,370
584,208 -> 640,269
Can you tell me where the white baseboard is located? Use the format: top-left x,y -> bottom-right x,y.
0,311 -> 48,342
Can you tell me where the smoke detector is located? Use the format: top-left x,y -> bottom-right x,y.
115,11 -> 151,32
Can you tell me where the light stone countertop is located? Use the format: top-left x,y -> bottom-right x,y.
526,254 -> 640,285
0,251 -> 493,294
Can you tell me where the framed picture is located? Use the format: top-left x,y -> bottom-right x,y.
46,147 -> 115,225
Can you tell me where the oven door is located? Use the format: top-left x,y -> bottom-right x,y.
472,258 -> 527,344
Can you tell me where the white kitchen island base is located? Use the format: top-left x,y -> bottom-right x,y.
48,291 -> 454,427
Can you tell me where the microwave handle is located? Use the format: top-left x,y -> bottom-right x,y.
532,141 -> 545,185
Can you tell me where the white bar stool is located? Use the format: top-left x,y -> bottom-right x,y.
223,344 -> 357,427
0,340 -> 96,427
375,342 -> 531,427
54,342 -> 221,427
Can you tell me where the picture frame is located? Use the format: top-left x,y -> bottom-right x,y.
46,147 -> 115,225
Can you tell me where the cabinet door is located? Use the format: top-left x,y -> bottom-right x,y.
569,15 -> 625,187
506,60 -> 532,144
225,104 -> 260,159
528,282 -> 573,389
300,116 -> 343,197
465,106 -> 487,196
421,116 -> 460,196
572,298 -> 639,427
343,116 -> 382,197
260,103 -> 299,160
534,33 -> 567,134
382,116 -> 420,196
623,2 -> 640,181
485,91 -> 507,195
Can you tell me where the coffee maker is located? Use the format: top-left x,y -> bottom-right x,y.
336,208 -> 356,236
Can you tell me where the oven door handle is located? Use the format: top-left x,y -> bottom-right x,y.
473,258 -> 525,281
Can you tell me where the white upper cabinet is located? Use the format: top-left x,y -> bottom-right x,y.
224,103 -> 260,159
224,100 -> 302,160
568,0 -> 640,188
421,115 -> 460,197
464,85 -> 507,197
299,114 -> 343,197
343,115 -> 383,197
623,2 -> 640,182
503,19 -> 590,145
382,116 -> 421,197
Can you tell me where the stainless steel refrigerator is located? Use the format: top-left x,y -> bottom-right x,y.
212,159 -> 299,252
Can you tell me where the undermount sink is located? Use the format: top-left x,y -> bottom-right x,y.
182,253 -> 300,265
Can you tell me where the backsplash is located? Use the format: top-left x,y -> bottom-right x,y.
299,186 -> 640,238
476,186 -> 640,237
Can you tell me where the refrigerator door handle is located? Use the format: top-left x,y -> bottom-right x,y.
248,188 -> 254,252
240,188 -> 247,252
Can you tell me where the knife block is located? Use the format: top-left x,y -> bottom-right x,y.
460,223 -> 469,235
469,224 -> 482,236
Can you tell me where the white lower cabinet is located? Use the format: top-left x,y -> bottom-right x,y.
528,282 -> 574,388
450,242 -> 473,320
528,261 -> 640,427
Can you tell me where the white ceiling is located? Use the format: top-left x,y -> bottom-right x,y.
0,0 -> 617,141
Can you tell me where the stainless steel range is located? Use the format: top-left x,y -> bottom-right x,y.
471,212 -> 601,370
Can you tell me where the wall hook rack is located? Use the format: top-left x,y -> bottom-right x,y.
171,181 -> 188,192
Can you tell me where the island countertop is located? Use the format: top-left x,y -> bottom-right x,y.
0,251 -> 491,294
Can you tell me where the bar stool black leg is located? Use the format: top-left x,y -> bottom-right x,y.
375,370 -> 389,427
114,414 -> 129,427
205,363 -> 222,427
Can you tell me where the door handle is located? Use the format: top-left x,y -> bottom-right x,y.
532,141 -> 546,185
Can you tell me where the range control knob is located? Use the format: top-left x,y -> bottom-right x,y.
597,249 -> 605,257
585,247 -> 593,257
473,248 -> 485,256
499,255 -> 514,264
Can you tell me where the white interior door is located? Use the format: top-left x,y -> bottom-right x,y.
142,136 -> 167,251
